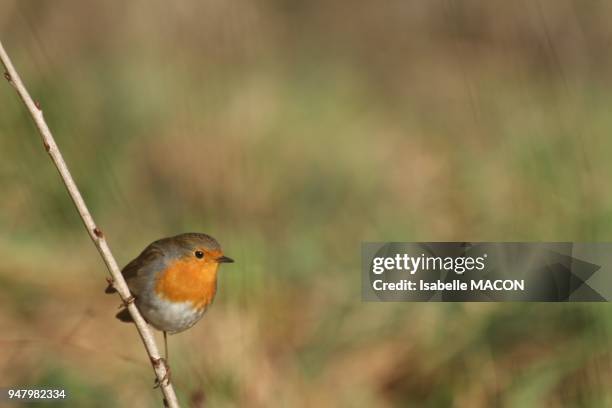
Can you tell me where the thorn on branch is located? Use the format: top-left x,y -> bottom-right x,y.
93,227 -> 104,238
122,294 -> 136,307
34,100 -> 41,110
3,71 -> 11,82
43,141 -> 50,152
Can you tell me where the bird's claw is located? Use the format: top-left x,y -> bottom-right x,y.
152,357 -> 171,388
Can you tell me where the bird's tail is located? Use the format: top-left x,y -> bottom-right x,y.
105,279 -> 134,323
115,308 -> 133,323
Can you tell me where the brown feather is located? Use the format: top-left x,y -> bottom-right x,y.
104,242 -> 165,296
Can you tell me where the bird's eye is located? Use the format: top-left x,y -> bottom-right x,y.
195,250 -> 204,259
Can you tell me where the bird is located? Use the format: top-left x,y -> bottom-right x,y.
105,232 -> 233,383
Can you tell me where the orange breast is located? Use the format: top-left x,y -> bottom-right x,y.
154,258 -> 219,310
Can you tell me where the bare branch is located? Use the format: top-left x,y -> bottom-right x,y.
0,40 -> 180,408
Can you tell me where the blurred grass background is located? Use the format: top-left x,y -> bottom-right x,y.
1,1 -> 612,407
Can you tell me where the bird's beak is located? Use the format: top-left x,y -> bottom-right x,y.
217,255 -> 234,264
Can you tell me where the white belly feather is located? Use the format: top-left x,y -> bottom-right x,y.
140,296 -> 208,333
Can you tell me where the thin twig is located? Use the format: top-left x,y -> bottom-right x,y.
0,40 -> 180,408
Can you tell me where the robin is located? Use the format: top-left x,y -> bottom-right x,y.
105,232 -> 233,382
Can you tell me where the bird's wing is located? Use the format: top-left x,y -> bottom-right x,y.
121,242 -> 166,296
